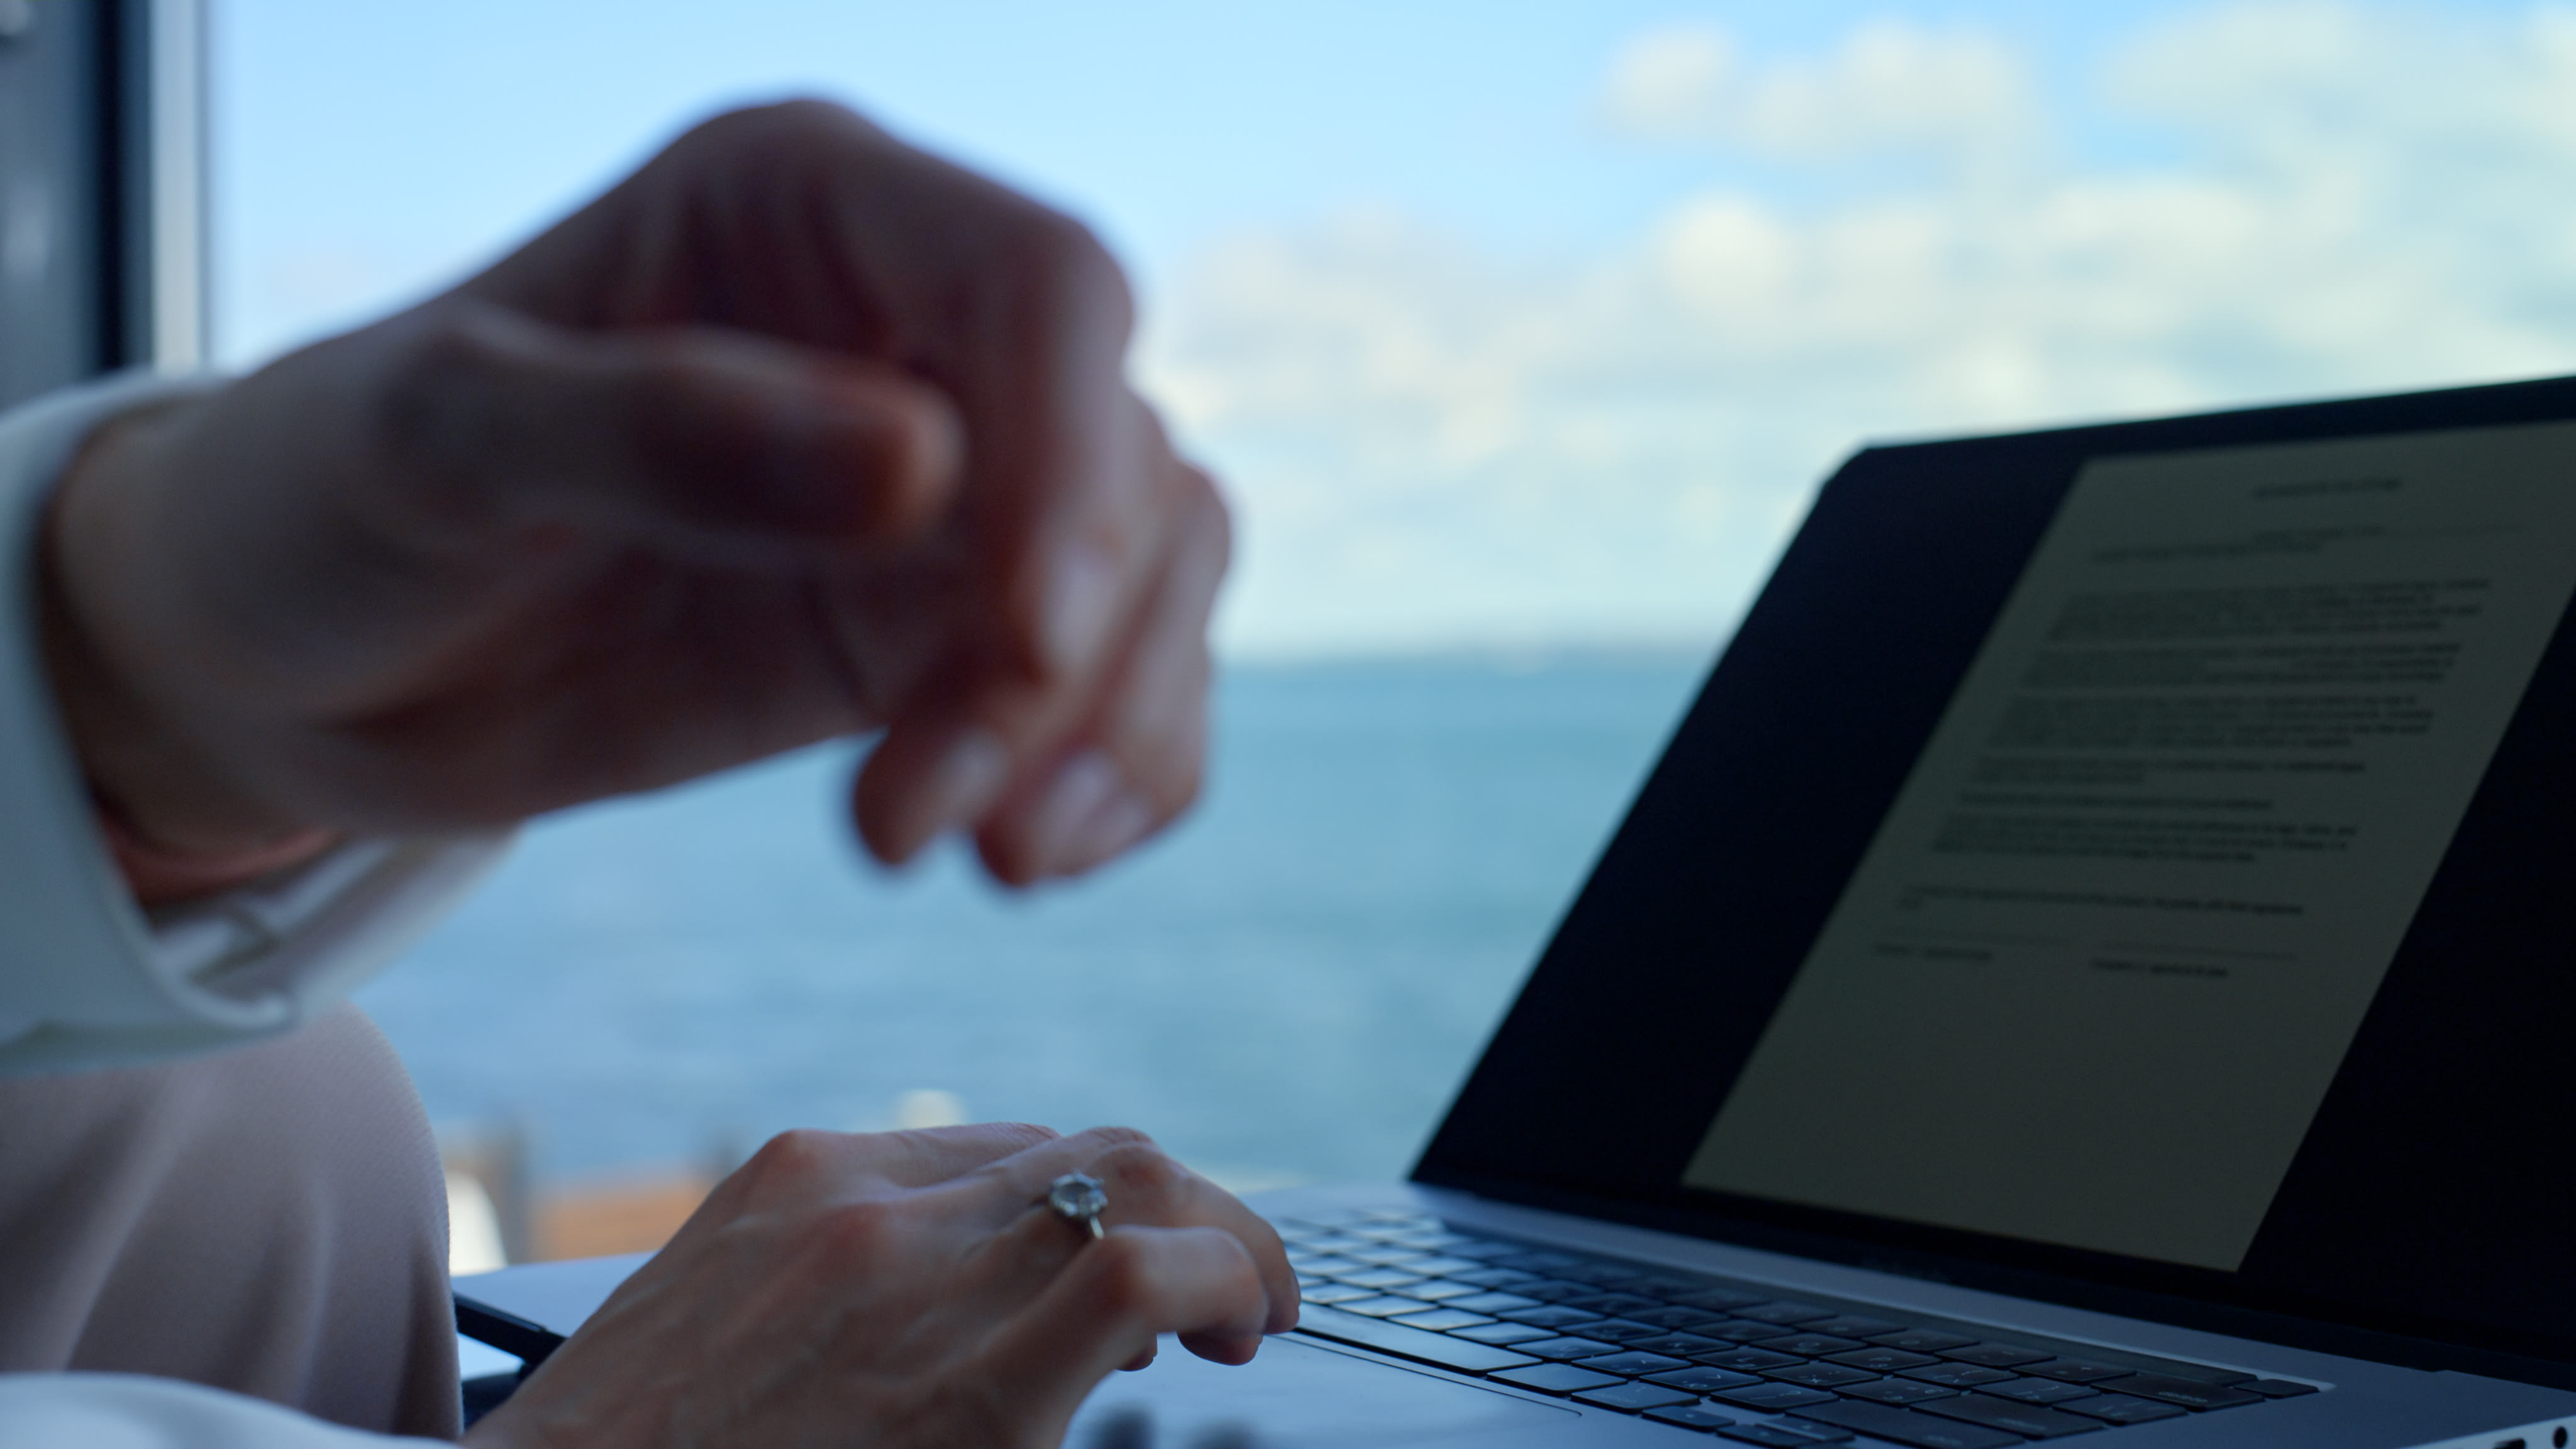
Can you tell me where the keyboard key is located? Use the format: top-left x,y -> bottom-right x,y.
2017,1358 -> 2129,1384
1513,1336 -> 1622,1360
1733,1303 -> 1839,1326
2054,1392 -> 2190,1425
1388,1307 -> 1495,1332
1765,1363 -> 1880,1389
1340,1269 -> 1426,1290
1709,1382 -> 1841,1411
1762,1334 -> 1864,1357
1346,1246 -> 1433,1267
1646,1365 -> 1765,1394
1984,1378 -> 2101,1405
1561,1292 -> 1663,1316
1484,1243 -> 1576,1263
1395,1256 -> 1490,1277
1826,1347 -> 1937,1373
1938,1343 -> 2052,1368
1899,1363 -> 2017,1388
2097,1372 -> 2263,1409
1447,1292 -> 1540,1314
1645,1403 -> 1741,1431
1579,1318 -> 1673,1343
1574,1351 -> 1692,1377
1915,1392 -> 2107,1438
1789,1401 -> 2023,1449
1574,1382 -> 1700,1413
1448,1267 -> 1539,1289
1870,1330 -> 1978,1353
1397,1280 -> 1484,1303
1337,1296 -> 1443,1318
1696,1348 -> 1804,1373
1299,1284 -> 1380,1306
1704,1320 -> 1801,1342
2247,1379 -> 2321,1398
1841,1379 -> 1958,1406
1631,1332 -> 1728,1357
1293,1304 -> 1539,1374
1674,1287 -> 1771,1312
1453,1322 -> 1552,1345
1557,1262 -> 1650,1287
1488,1363 -> 1623,1396
1497,1306 -> 1604,1329
1296,1256 -> 1370,1277
1383,1229 -> 1487,1251
1632,1306 -> 1733,1331
1805,1316 -> 1906,1339
1514,1280 -> 1604,1302
1719,1426 -> 1850,1448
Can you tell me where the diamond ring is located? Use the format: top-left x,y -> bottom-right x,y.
1046,1172 -> 1108,1241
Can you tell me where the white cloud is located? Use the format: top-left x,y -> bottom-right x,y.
1602,18 -> 2038,169
1144,3 -> 2576,657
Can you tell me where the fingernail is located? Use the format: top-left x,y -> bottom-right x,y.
1041,543 -> 1120,675
1063,790 -> 1155,873
909,728 -> 1009,850
1024,752 -> 1119,869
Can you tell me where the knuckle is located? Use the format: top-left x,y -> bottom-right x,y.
1185,466 -> 1235,567
375,307 -> 513,462
1095,1140 -> 1191,1206
682,97 -> 872,160
1006,209 -> 1135,339
1072,1124 -> 1157,1155
741,1128 -> 838,1194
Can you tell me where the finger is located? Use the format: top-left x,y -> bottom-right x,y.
691,1123 -> 1060,1228
846,407 -> 1182,869
983,1224 -> 1272,1430
375,299 -> 964,558
1080,1140 -> 1299,1336
963,1130 -> 1299,1336
978,461 -> 1230,882
975,1124 -> 1162,1204
958,225 -> 1150,686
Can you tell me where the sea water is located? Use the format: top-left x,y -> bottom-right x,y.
357,655 -> 1706,1189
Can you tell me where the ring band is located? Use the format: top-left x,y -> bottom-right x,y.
1046,1172 -> 1108,1241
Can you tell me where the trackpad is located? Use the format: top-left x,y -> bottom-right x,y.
1069,1335 -> 1575,1448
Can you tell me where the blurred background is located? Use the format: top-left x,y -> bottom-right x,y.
208,0 -> 2576,1265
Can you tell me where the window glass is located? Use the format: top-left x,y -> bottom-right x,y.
212,0 -> 2576,1248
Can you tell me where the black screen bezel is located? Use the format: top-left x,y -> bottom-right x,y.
1413,372 -> 2576,1387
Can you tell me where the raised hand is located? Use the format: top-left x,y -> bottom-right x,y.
463,1124 -> 1299,1449
42,99 -> 1228,887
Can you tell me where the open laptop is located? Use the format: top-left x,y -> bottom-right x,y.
460,374 -> 2576,1448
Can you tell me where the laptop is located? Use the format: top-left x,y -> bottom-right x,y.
459,374 -> 2576,1448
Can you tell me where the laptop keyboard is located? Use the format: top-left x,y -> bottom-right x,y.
1277,1209 -> 2321,1448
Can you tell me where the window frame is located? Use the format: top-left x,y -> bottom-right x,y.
0,0 -> 204,410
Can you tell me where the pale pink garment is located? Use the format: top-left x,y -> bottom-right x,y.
0,1004 -> 460,1438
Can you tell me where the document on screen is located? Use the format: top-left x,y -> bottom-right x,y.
1686,422 -> 2576,1270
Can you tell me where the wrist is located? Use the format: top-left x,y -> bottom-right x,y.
39,399 -> 337,900
87,787 -> 340,903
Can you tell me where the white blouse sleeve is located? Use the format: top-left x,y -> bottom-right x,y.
0,370 -> 513,1076
0,1373 -> 447,1448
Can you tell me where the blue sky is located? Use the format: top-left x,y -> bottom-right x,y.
214,1 -> 2576,654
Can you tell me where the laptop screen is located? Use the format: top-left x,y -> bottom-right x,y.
1416,375 -> 2576,1374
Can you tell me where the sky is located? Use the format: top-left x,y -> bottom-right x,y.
213,0 -> 2576,655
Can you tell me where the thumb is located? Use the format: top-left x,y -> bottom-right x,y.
380,300 -> 963,555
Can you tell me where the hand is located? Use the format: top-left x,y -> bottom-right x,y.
41,99 -> 1230,891
464,1124 -> 1299,1449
